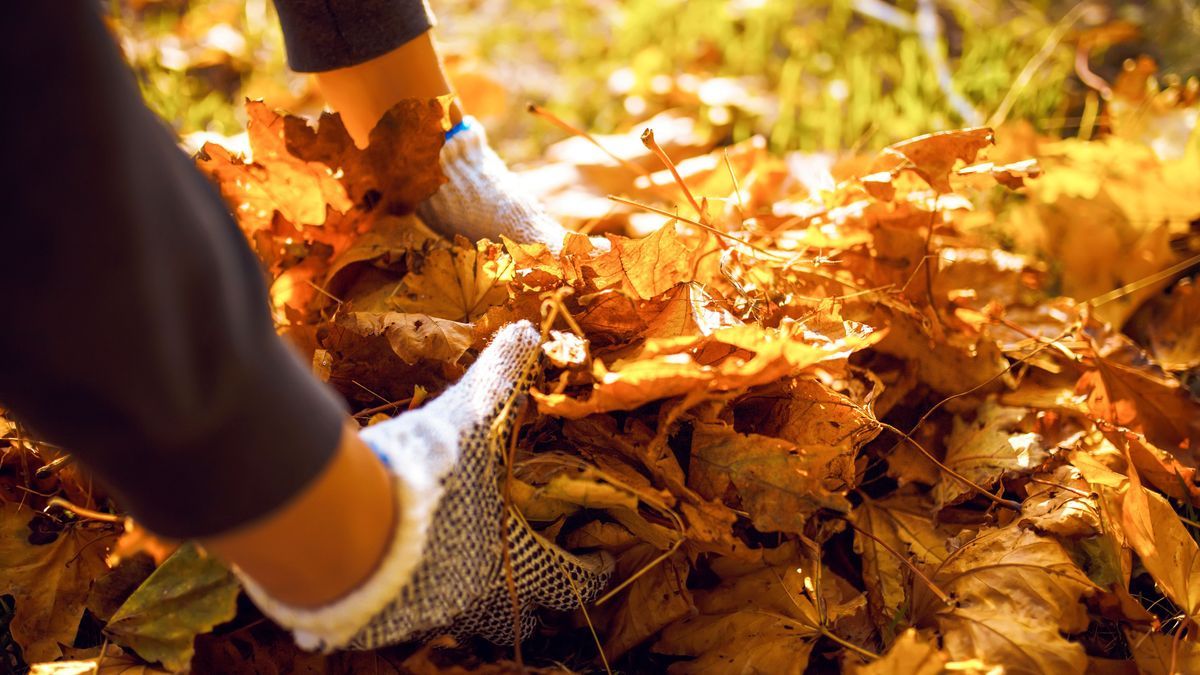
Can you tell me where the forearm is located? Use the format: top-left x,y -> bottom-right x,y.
0,2 -> 349,539
271,0 -> 437,73
315,31 -> 464,146
202,425 -> 396,608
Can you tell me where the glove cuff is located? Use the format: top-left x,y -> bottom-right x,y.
236,464 -> 443,651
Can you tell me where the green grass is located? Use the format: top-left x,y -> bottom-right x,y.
113,0 -> 1197,156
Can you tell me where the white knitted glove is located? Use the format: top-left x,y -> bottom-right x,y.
418,118 -> 573,251
238,321 -> 613,651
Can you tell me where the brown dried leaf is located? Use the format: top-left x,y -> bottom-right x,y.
1126,629 -> 1200,675
389,238 -> 514,322
534,319 -> 879,418
689,422 -> 851,533
30,645 -> 170,675
654,557 -> 823,674
1077,353 -> 1200,452
0,505 -> 112,663
872,127 -> 996,194
956,158 -> 1042,189
932,402 -> 1047,508
601,545 -> 694,660
337,312 -> 472,365
1140,278 -> 1200,371
284,97 -> 450,214
1018,465 -> 1102,538
196,101 -> 352,234
852,494 -> 949,629
912,525 -> 1095,675
848,629 -> 950,675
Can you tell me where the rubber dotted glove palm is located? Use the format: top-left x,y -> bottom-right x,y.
239,321 -> 613,651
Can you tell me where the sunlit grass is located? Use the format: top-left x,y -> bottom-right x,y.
112,0 -> 1196,156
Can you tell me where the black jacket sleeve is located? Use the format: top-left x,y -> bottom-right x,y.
272,0 -> 437,72
0,3 -> 348,538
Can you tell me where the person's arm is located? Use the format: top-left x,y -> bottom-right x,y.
0,2 -> 393,607
272,0 -> 578,249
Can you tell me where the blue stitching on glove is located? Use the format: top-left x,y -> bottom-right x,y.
361,438 -> 393,470
445,118 -> 472,141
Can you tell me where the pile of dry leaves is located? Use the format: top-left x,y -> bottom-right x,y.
2,69 -> 1199,674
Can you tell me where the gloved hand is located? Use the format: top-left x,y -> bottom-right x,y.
238,321 -> 613,650
418,118 -> 610,253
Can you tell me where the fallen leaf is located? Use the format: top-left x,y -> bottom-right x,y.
689,422 -> 851,533
911,525 -> 1096,675
105,543 -> 240,672
601,546 -> 693,660
30,644 -> 170,674
1126,628 -> 1200,675
932,401 -> 1047,508
1018,465 -> 1102,538
196,101 -> 352,234
388,238 -> 514,322
654,557 -> 824,674
283,97 -> 450,214
535,318 -> 879,418
872,128 -> 996,193
852,493 -> 949,631
1077,352 -> 1200,452
0,505 -> 112,662
848,628 -> 950,675
338,312 -> 473,365
1137,278 -> 1200,371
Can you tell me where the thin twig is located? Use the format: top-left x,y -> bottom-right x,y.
527,103 -> 654,179
641,128 -> 709,225
877,421 -> 1022,511
352,397 -> 414,419
1090,252 -> 1200,307
556,556 -> 614,675
723,147 -> 745,218
608,195 -> 786,260
45,497 -> 123,524
839,516 -> 952,605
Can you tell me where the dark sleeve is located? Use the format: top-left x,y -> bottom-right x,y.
0,3 -> 349,539
272,0 -> 436,72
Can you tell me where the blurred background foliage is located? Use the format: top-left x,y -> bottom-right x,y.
108,0 -> 1200,160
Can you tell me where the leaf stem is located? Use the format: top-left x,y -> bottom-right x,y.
526,102 -> 654,180
607,195 -> 786,260
876,421 -> 1022,512
840,516 -> 952,605
640,128 -> 710,227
